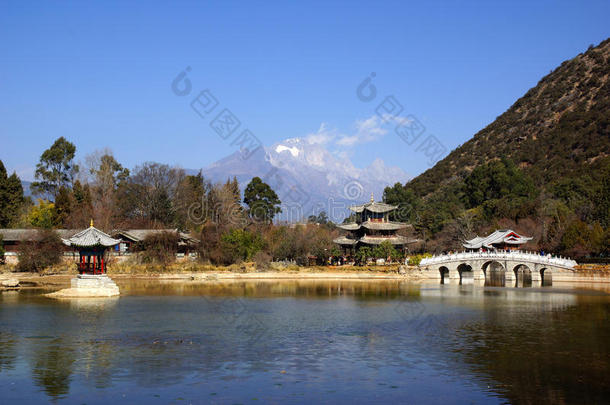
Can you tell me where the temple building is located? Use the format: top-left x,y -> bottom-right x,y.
334,193 -> 412,254
463,229 -> 533,251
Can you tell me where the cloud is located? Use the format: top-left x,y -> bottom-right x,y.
305,123 -> 338,145
305,114 -> 398,152
336,115 -> 388,147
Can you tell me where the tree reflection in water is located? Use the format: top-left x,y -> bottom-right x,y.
31,338 -> 75,400
0,332 -> 17,372
452,296 -> 610,403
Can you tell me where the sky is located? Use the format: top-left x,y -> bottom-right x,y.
1,0 -> 609,182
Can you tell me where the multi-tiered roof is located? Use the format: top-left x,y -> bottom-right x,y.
334,194 -> 412,249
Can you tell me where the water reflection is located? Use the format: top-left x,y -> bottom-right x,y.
0,280 -> 608,403
30,337 -> 75,400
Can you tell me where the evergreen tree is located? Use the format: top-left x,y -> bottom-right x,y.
0,160 -> 24,227
244,177 -> 281,223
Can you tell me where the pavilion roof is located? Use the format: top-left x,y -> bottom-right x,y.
359,235 -> 412,245
333,236 -> 358,245
463,229 -> 533,249
62,226 -> 121,248
349,201 -> 397,213
337,221 -> 407,231
333,235 -> 417,246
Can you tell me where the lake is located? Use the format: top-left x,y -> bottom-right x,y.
1,279 -> 609,404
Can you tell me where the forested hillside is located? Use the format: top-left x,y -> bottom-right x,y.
384,38 -> 610,258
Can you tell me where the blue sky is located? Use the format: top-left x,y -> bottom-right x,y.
1,0 -> 609,181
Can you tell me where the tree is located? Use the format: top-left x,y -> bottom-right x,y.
174,171 -> 211,230
221,228 -> 264,262
355,246 -> 372,265
27,199 -> 58,229
308,211 -> 329,225
81,151 -> 128,230
372,240 -> 398,261
116,162 -> 184,227
31,137 -> 78,199
244,177 -> 281,223
0,160 -> 24,227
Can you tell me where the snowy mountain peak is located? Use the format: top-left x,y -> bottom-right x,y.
275,144 -> 300,157
201,136 -> 409,221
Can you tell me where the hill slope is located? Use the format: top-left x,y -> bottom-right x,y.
385,38 -> 610,256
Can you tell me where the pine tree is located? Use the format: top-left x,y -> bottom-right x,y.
243,177 -> 281,223
0,160 -> 24,227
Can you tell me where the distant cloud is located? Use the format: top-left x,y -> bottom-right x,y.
305,122 -> 338,145
336,115 -> 388,147
306,114 -> 395,150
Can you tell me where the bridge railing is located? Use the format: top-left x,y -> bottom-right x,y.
418,251 -> 577,269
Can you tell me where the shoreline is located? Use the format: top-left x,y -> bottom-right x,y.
3,267 -> 610,288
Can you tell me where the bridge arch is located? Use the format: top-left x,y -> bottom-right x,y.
457,263 -> 474,285
439,266 -> 449,284
540,268 -> 552,286
482,260 -> 506,287
513,264 -> 532,287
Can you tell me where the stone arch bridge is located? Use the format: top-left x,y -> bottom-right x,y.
419,251 -> 578,286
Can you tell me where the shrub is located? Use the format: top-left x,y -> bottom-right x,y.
253,250 -> 272,270
140,231 -> 180,264
17,229 -> 63,272
407,253 -> 432,266
221,229 -> 264,263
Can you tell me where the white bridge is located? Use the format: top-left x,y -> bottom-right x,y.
418,251 -> 578,286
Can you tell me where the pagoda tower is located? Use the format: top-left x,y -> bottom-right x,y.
333,193 -> 412,254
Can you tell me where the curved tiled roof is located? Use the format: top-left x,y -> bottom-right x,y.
463,230 -> 532,249
0,229 -> 80,242
337,221 -> 408,231
62,226 -> 121,248
336,223 -> 360,231
333,236 -> 358,245
362,221 -> 407,231
349,201 -> 398,213
359,235 -> 411,245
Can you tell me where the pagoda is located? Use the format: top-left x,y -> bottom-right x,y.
62,220 -> 121,275
334,193 -> 412,254
51,220 -> 121,297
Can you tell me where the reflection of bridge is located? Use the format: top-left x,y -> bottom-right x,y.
419,251 -> 578,286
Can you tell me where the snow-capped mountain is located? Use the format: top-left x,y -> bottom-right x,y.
199,138 -> 410,222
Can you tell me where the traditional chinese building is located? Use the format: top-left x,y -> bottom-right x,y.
333,193 -> 413,254
463,229 -> 533,251
62,221 -> 121,275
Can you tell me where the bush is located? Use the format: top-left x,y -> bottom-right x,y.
140,231 -> 180,264
221,229 -> 264,263
253,250 -> 272,270
17,229 -> 63,272
407,253 -> 432,266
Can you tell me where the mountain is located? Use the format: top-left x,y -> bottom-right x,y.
385,38 -> 610,256
200,137 -> 410,222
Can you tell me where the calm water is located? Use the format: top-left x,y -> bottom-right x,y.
1,280 -> 609,404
